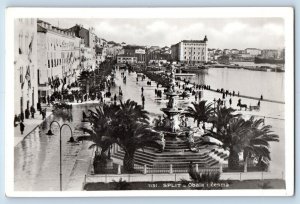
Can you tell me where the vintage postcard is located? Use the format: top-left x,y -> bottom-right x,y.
5,7 -> 294,197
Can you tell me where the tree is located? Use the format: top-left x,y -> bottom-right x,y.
77,103 -> 119,173
186,100 -> 214,129
113,100 -> 163,172
78,100 -> 163,173
78,70 -> 92,94
242,116 -> 279,172
204,115 -> 279,171
208,104 -> 240,133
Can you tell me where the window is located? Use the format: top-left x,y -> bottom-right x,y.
48,60 -> 50,68
19,33 -> 23,54
51,59 -> 53,67
20,66 -> 23,83
24,35 -> 28,54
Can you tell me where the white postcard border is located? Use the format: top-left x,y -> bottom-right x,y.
5,7 -> 294,197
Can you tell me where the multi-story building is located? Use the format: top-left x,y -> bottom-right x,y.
230,49 -> 239,54
117,55 -> 137,64
106,43 -> 123,60
245,48 -> 261,56
37,20 -> 81,98
261,49 -> 282,59
147,48 -> 171,65
67,24 -> 96,70
121,45 -> 146,63
14,18 -> 38,116
171,36 -> 208,64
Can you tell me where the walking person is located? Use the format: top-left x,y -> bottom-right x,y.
141,86 -> 144,93
25,108 -> 30,119
20,121 -> 25,135
42,109 -> 46,120
30,105 -> 36,118
229,98 -> 232,106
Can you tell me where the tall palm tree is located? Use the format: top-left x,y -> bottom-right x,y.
186,100 -> 214,129
115,122 -> 162,172
242,116 -> 279,172
208,104 -> 240,133
113,100 -> 162,172
206,117 -> 251,170
204,116 -> 279,171
77,104 -> 119,166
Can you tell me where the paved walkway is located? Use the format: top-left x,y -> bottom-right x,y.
66,141 -> 94,191
14,105 -> 52,147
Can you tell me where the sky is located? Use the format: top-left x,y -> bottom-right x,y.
42,18 -> 285,50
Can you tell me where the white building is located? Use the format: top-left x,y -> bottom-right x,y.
171,36 -> 208,64
117,55 -> 137,64
14,18 -> 38,116
245,48 -> 261,56
37,20 -> 81,98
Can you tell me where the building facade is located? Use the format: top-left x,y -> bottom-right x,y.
171,36 -> 208,64
122,45 -> 146,63
37,20 -> 81,98
117,55 -> 137,64
14,18 -> 38,116
245,48 -> 262,56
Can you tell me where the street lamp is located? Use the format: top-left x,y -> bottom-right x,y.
46,120 -> 74,191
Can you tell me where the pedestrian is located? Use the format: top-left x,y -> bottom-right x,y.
260,95 -> 263,100
30,105 -> 36,118
257,100 -> 261,106
229,98 -> 232,106
42,109 -> 46,120
47,95 -> 50,105
238,91 -> 240,97
25,108 -> 30,119
14,115 -> 18,127
20,111 -> 24,122
141,87 -> 144,93
37,101 -> 41,112
20,121 -> 25,135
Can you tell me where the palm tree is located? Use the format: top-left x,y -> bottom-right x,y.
186,100 -> 214,129
115,122 -> 162,173
242,116 -> 279,172
204,115 -> 279,171
208,104 -> 240,133
113,100 -> 162,172
79,99 -> 163,173
77,103 -> 119,173
206,117 -> 251,170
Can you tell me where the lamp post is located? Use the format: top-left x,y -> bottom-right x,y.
46,121 -> 74,191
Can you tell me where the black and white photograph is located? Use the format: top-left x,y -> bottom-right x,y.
5,7 -> 294,196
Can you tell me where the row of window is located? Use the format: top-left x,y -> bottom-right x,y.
47,39 -> 76,51
18,18 -> 35,25
47,57 -> 74,68
184,56 -> 205,60
184,52 -> 205,55
183,43 -> 205,46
